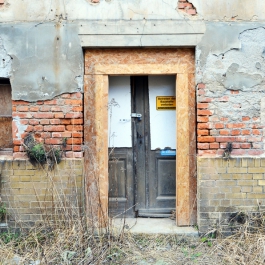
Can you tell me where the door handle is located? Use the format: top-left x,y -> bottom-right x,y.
131,113 -> 142,121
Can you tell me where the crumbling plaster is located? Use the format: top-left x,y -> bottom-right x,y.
0,0 -> 265,101
196,24 -> 265,127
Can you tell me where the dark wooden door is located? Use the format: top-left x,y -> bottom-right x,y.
132,76 -> 176,217
108,76 -> 176,218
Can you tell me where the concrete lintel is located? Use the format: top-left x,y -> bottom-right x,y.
80,34 -> 203,48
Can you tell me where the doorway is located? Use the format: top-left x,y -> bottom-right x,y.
108,76 -> 176,218
84,48 -> 196,226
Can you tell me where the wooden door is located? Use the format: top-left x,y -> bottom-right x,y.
108,76 -> 176,218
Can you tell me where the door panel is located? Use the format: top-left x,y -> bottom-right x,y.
108,148 -> 134,217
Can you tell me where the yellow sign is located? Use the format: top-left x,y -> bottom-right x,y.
156,96 -> 176,110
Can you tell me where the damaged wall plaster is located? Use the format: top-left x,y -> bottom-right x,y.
1,0 -> 265,101
190,0 -> 265,21
0,23 -> 83,101
0,36 -> 12,78
196,26 -> 265,123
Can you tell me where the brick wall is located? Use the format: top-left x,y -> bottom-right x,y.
12,92 -> 83,159
0,159 -> 83,225
197,83 -> 264,156
198,157 -> 265,234
178,0 -> 197,15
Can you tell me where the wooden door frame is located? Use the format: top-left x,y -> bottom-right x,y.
84,56 -> 196,226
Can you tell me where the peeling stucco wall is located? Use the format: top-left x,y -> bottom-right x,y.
196,24 -> 265,156
0,22 -> 83,101
1,0 -> 265,102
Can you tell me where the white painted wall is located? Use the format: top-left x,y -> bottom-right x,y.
108,76 -> 131,148
148,76 -> 176,150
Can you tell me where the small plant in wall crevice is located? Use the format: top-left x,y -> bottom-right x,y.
0,200 -> 6,222
23,133 -> 63,170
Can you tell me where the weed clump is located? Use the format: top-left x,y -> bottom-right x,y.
23,133 -> 63,169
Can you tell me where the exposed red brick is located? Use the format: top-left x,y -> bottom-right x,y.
198,136 -> 215,143
54,113 -> 65,118
64,99 -> 82,105
12,100 -> 28,105
50,119 -> 61,125
52,132 -> 72,138
25,125 -> 34,132
242,129 -> 250,135
72,145 -> 82,151
72,132 -> 83,138
197,83 -> 205,89
44,125 -> 65,132
33,112 -> 54,119
72,106 -> 83,112
197,143 -> 209,149
41,132 -> 51,138
13,112 -> 32,119
242,116 -> 250,121
198,116 -> 209,123
197,150 -> 217,156
66,138 -> 82,145
75,92 -> 82,98
40,119 -> 50,125
231,130 -> 240,136
252,129 -> 261,135
226,123 -> 245,129
186,8 -> 196,15
61,93 -> 72,99
215,123 -> 224,129
66,125 -> 83,131
61,119 -> 71,125
17,106 -> 29,112
197,109 -> 213,116
45,99 -> 58,105
70,119 -> 83,125
34,125 -> 44,131
230,90 -> 239,94
45,138 -> 62,145
50,106 -> 62,112
198,123 -> 211,129
197,103 -> 208,109
231,149 -> 246,155
197,129 -> 209,136
29,106 -> 39,112
65,113 -> 83,119
248,150 -> 264,155
40,106 -> 51,112
209,143 -> 219,149
241,143 -> 251,149
219,130 -> 229,135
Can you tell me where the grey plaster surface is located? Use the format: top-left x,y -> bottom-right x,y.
0,22 -> 83,101
110,218 -> 199,236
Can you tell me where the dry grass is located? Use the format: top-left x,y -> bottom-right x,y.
1,161 -> 265,264
1,211 -> 265,265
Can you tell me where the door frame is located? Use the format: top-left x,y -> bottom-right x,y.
84,50 -> 196,226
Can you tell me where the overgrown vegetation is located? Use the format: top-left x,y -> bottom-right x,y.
0,201 -> 6,222
23,133 -> 63,169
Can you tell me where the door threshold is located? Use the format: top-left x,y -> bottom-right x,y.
109,218 -> 198,236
